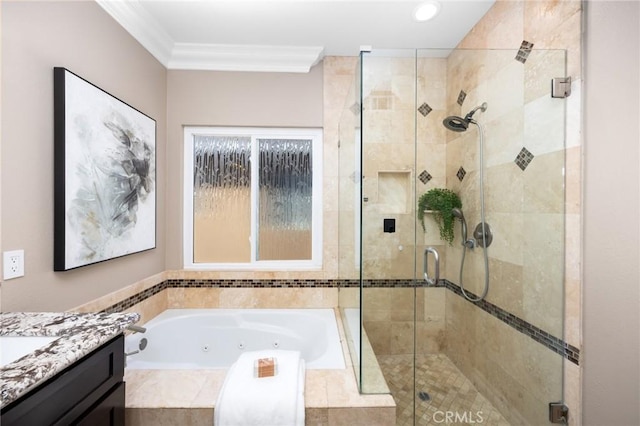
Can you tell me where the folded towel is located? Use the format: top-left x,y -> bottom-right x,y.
214,350 -> 305,426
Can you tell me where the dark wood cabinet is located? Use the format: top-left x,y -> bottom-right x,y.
1,335 -> 125,426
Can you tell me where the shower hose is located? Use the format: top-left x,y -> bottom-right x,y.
459,120 -> 490,302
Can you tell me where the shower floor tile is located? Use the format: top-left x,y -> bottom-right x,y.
377,354 -> 510,426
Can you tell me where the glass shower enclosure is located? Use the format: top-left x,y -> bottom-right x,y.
338,48 -> 568,425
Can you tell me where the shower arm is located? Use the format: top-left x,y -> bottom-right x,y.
464,102 -> 488,121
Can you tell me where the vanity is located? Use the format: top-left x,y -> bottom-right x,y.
0,312 -> 139,425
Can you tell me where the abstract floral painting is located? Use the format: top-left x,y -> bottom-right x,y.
54,68 -> 156,271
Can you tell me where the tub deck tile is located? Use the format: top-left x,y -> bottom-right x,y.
123,308 -> 395,424
125,368 -> 394,410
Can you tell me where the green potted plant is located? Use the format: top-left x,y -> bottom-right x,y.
418,188 -> 462,245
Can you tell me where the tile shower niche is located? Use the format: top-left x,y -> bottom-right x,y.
377,171 -> 412,214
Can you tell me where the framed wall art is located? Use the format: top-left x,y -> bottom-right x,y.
53,67 -> 156,271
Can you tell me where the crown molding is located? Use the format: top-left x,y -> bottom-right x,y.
96,1 -> 324,72
169,43 -> 325,73
96,0 -> 174,66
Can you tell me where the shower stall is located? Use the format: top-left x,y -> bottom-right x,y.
338,48 -> 568,425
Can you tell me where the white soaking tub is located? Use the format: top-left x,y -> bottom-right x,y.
124,309 -> 345,370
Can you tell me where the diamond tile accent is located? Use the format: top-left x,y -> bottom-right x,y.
456,166 -> 466,181
418,102 -> 433,117
457,90 -> 467,106
515,147 -> 535,170
515,40 -> 535,63
349,102 -> 361,115
418,170 -> 432,184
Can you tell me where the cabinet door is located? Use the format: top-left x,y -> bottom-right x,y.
1,335 -> 124,426
76,382 -> 125,426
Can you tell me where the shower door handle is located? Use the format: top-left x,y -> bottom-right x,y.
423,247 -> 440,286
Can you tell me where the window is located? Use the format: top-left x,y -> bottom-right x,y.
184,127 -> 323,269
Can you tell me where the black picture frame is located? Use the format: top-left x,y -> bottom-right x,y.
53,67 -> 156,271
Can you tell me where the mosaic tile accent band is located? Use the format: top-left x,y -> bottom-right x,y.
102,278 -> 579,365
441,279 -> 580,365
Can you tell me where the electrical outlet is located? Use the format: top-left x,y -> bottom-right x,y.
3,250 -> 25,280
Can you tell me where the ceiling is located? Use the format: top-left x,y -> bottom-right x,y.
97,0 -> 495,72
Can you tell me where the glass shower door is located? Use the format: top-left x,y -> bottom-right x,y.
358,50 -> 419,399
414,47 -> 568,425
338,47 -> 568,425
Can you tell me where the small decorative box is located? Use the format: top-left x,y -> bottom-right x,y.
254,357 -> 277,378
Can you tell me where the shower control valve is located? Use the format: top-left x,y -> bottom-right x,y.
473,222 -> 493,248
463,239 -> 476,249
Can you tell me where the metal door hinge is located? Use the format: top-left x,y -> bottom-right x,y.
551,77 -> 572,98
549,402 -> 569,424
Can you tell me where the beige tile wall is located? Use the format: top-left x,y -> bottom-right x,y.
331,1 -> 582,423
70,272 -> 167,313
445,1 -> 583,425
444,45 -> 566,336
335,54 -> 449,364
77,283 -> 340,316
325,56 -> 359,281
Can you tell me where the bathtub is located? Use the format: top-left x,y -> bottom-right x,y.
124,309 -> 346,370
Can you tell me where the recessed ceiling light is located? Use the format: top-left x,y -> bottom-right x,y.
414,1 -> 441,22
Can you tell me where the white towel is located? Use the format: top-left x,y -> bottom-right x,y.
214,350 -> 305,426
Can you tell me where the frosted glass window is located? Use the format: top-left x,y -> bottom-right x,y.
184,127 -> 322,269
193,136 -> 251,263
258,139 -> 312,260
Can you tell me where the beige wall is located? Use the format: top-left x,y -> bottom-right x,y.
165,68 -> 324,271
0,1 -> 167,311
583,1 -> 640,424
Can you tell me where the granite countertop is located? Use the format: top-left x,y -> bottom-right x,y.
0,311 -> 140,409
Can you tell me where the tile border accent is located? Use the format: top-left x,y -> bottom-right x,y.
441,279 -> 580,365
101,282 -> 166,314
100,279 -> 342,313
100,278 -> 579,365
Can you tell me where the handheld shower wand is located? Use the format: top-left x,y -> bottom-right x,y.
451,208 -> 474,248
442,103 -> 492,302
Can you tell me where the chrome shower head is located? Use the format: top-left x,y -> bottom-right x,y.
442,116 -> 469,132
442,102 -> 488,132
